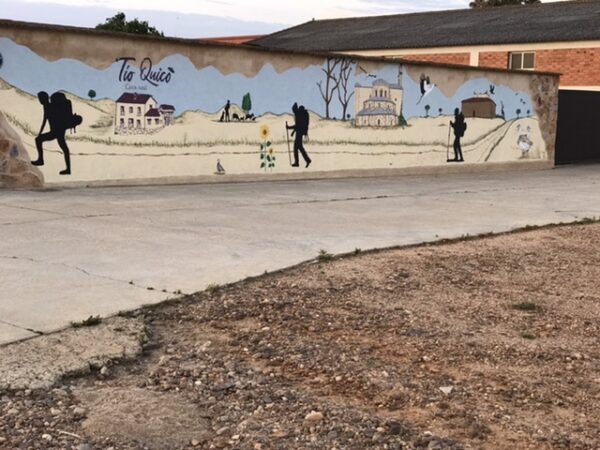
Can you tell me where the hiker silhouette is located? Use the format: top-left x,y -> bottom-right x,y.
224,100 -> 231,122
32,91 -> 82,175
286,102 -> 311,168
449,108 -> 466,163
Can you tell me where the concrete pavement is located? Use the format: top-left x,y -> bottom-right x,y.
1,165 -> 599,344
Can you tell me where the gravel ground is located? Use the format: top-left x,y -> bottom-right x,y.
1,223 -> 599,450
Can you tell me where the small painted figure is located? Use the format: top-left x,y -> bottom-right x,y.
216,159 -> 226,174
516,124 -> 533,158
223,100 -> 231,122
32,91 -> 82,175
286,102 -> 311,168
417,74 -> 435,104
449,108 -> 466,163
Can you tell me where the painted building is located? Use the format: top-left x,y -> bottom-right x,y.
115,93 -> 159,132
115,93 -> 176,134
461,95 -> 496,119
159,104 -> 176,125
250,1 -> 600,91
355,79 -> 403,127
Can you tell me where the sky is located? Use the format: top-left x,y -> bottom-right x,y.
0,0 -> 564,38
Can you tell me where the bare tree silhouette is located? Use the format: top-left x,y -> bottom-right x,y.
335,59 -> 355,121
317,57 -> 341,119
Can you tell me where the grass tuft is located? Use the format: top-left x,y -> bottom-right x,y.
512,302 -> 541,312
317,249 -> 334,262
521,332 -> 537,340
205,283 -> 220,293
71,315 -> 102,328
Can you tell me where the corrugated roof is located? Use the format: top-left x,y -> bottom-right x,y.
250,0 -> 600,52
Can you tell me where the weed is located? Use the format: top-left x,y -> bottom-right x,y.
521,332 -> 536,340
354,248 -> 362,255
206,283 -> 220,293
137,327 -> 150,345
71,315 -> 102,328
512,302 -> 541,312
523,224 -> 542,231
317,249 -> 334,262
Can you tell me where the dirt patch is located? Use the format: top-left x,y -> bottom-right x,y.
77,387 -> 210,449
1,224 -> 599,449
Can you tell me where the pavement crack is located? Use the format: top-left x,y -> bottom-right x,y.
0,202 -> 68,217
0,255 -> 181,295
262,185 -> 548,206
0,319 -> 44,336
0,203 -> 116,222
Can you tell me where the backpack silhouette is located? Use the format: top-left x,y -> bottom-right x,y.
297,106 -> 310,136
460,121 -> 467,137
50,92 -> 83,133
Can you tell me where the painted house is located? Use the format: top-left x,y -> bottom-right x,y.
159,104 -> 176,125
355,79 -> 403,127
115,93 -> 175,134
461,95 -> 497,119
251,1 -> 600,92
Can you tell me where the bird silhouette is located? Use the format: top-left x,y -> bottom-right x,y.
216,159 -> 225,175
417,74 -> 435,104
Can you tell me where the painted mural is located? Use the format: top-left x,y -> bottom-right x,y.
0,37 -> 550,183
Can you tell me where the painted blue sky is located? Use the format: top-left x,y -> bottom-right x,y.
0,37 -> 532,120
402,73 -> 533,121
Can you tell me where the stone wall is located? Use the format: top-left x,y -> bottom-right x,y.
0,112 -> 44,188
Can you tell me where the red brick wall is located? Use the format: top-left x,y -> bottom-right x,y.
404,47 -> 600,87
478,51 -> 509,69
401,53 -> 470,66
535,48 -> 600,86
477,48 -> 600,86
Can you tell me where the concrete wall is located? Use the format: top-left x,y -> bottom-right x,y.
0,21 -> 559,186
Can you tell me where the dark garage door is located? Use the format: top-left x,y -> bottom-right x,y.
555,90 -> 600,165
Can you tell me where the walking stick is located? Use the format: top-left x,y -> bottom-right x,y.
285,121 -> 292,165
446,122 -> 452,162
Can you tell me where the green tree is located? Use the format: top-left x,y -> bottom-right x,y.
470,0 -> 540,7
516,108 -> 522,118
425,104 -> 431,118
242,93 -> 252,114
96,12 -> 164,36
88,89 -> 96,101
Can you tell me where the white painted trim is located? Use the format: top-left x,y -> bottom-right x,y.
469,51 -> 479,67
561,86 -> 600,92
340,40 -> 600,58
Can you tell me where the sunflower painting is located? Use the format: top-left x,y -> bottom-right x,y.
259,124 -> 270,140
259,125 -> 276,171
